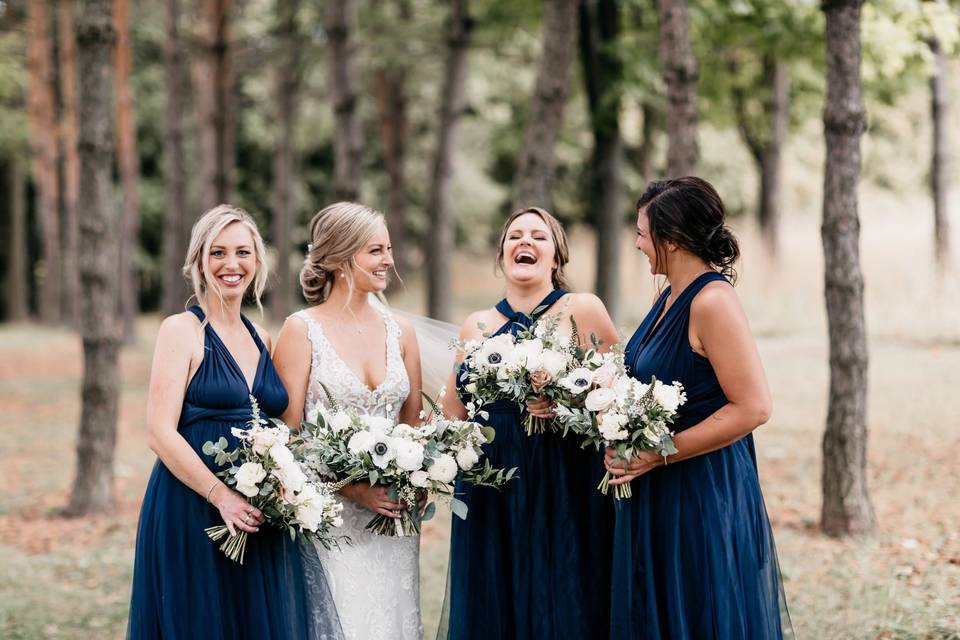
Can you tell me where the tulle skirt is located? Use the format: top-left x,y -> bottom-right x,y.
609,435 -> 793,639
127,419 -> 343,640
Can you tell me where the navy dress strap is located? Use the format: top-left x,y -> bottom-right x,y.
494,289 -> 568,332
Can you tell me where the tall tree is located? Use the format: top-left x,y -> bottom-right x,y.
373,0 -> 414,278
426,0 -> 471,321
26,0 -> 62,324
67,0 -> 120,516
6,159 -> 29,322
270,0 -> 306,322
657,0 -> 698,177
579,0 -> 624,321
820,0 -> 875,537
192,0 -> 235,208
114,0 -> 140,341
731,53 -> 790,254
325,0 -> 362,202
160,0 -> 189,316
929,16 -> 950,266
511,0 -> 580,210
57,0 -> 80,322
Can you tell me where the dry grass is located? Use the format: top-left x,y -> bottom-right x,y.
1,190 -> 959,639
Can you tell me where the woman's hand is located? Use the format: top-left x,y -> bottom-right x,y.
341,482 -> 403,519
604,448 -> 664,485
526,396 -> 556,419
212,485 -> 264,536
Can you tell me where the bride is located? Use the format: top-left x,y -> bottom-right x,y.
274,202 -> 424,639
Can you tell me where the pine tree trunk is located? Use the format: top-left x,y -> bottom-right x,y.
820,0 -> 875,537
930,31 -> 950,266
580,0 -> 624,322
426,0 -> 471,321
512,0 -> 580,210
114,0 -> 140,342
270,0 -> 304,322
57,0 -> 80,323
325,0 -> 362,202
192,0 -> 234,208
26,0 -> 62,325
160,0 -> 188,316
656,0 -> 698,177
6,160 -> 30,322
374,66 -> 410,279
758,55 -> 789,255
67,0 -> 120,517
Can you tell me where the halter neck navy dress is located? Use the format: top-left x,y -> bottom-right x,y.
444,290 -> 614,640
128,306 -> 331,640
611,273 -> 792,638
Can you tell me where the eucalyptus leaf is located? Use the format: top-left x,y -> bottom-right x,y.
451,497 -> 469,520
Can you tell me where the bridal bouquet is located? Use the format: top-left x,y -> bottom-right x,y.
202,396 -> 345,564
557,369 -> 684,499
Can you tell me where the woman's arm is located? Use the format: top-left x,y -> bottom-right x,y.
272,316 -> 312,430
571,292 -> 620,353
395,315 -> 424,426
608,282 -> 772,481
148,314 -> 264,534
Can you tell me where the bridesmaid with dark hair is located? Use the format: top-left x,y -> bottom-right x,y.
606,177 -> 792,639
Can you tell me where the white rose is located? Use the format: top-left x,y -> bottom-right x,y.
370,434 -> 397,469
268,442 -> 296,467
272,461 -> 306,497
410,470 -> 431,488
455,447 -> 479,471
585,387 -> 617,412
234,462 -> 266,497
391,423 -> 418,440
329,412 -> 353,433
559,367 -> 594,395
512,338 -> 544,368
251,425 -> 289,455
598,412 -> 629,441
361,415 -> 394,434
652,381 -> 686,414
539,349 -> 568,378
394,439 -> 425,471
428,454 -> 458,483
348,430 -> 374,454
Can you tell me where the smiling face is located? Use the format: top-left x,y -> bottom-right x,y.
500,212 -> 558,287
635,206 -> 662,275
204,221 -> 258,302
347,221 -> 393,294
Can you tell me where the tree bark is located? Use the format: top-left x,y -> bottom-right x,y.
929,30 -> 950,266
580,0 -> 624,321
160,0 -> 189,316
656,0 -> 698,177
511,0 -> 580,210
67,0 -> 120,517
270,0 -> 305,322
325,0 -> 362,202
6,160 -> 30,322
57,0 -> 80,323
114,0 -> 140,342
191,0 -> 234,208
26,0 -> 62,324
426,0 -> 471,321
820,0 -> 875,537
637,101 -> 659,182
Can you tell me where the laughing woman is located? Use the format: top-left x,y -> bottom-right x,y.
606,177 -> 792,639
127,205 -> 340,639
439,207 -> 619,640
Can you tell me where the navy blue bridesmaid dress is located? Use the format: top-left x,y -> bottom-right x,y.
610,272 -> 792,639
444,290 -> 614,640
128,306 -> 338,639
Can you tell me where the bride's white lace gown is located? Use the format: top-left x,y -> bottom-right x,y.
295,308 -> 422,640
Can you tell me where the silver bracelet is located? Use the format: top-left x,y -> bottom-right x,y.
205,480 -> 219,503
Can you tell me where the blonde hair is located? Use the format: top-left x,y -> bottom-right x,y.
300,202 -> 387,304
495,206 -> 571,290
182,204 -> 269,314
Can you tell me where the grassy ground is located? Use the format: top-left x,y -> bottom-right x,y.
1,196 -> 959,639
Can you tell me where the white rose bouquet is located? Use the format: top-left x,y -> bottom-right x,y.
202,396 -> 345,563
557,368 -> 684,499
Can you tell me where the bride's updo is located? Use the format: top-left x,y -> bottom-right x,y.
300,202 -> 386,304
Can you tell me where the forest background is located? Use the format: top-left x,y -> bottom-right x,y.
0,0 -> 958,638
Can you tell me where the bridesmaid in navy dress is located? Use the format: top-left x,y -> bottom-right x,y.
440,207 -> 620,640
605,178 -> 792,638
128,205 -> 340,639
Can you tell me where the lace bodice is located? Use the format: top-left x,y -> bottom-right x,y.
294,307 -> 421,640
296,307 -> 410,424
